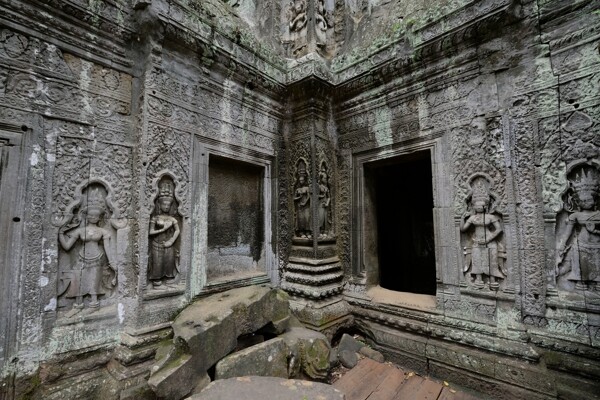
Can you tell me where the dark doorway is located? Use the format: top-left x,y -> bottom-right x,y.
368,150 -> 436,295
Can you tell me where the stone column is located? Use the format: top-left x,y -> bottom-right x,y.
281,77 -> 350,338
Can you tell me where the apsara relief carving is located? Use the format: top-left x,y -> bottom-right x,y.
294,158 -> 311,239
55,181 -> 124,311
460,173 -> 507,290
148,175 -> 182,289
556,161 -> 600,291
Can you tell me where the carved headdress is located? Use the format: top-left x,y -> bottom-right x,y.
466,173 -> 498,213
571,166 -> 600,194
297,159 -> 308,178
84,187 -> 106,213
158,178 -> 175,201
471,176 -> 491,204
319,161 -> 329,181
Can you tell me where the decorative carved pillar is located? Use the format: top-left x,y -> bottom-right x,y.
281,78 -> 350,338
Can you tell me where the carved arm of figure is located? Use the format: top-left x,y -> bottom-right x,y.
459,212 -> 473,232
293,188 -> 302,202
294,187 -> 310,207
484,215 -> 502,244
289,1 -> 307,31
584,211 -> 600,234
556,219 -> 575,274
323,190 -> 331,207
163,219 -> 180,248
299,190 -> 310,207
586,223 -> 600,235
100,228 -> 117,285
149,216 -> 172,236
59,225 -> 81,251
460,214 -> 473,273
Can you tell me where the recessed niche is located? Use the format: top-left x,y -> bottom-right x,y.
207,155 -> 265,282
364,149 -> 436,295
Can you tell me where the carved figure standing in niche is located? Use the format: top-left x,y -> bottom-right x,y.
58,186 -> 116,309
317,162 -> 331,238
460,174 -> 507,290
149,177 -> 181,289
294,159 -> 311,238
556,162 -> 600,290
288,0 -> 308,56
315,0 -> 330,49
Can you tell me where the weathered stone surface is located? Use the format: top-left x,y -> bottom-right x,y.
338,334 -> 365,354
2,0 -> 600,399
187,376 -> 345,400
281,327 -> 331,380
359,347 -> 384,363
148,286 -> 290,399
329,348 -> 340,367
215,337 -> 289,380
338,350 -> 358,369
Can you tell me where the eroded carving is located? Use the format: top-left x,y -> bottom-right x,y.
294,158 -> 311,238
317,161 -> 331,238
556,161 -> 600,290
56,182 -> 118,311
148,176 -> 181,289
288,0 -> 308,57
315,0 -> 329,49
460,173 -> 507,290
223,0 -> 240,7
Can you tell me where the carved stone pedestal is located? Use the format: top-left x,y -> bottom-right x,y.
287,296 -> 352,340
282,238 -> 350,338
107,326 -> 173,399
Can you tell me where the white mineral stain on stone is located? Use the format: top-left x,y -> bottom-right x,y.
220,78 -> 234,141
44,297 -> 56,311
372,106 -> 393,147
40,276 -> 49,287
46,153 -> 55,162
268,355 -> 273,362
118,303 -> 125,324
41,245 -> 57,276
79,63 -> 94,116
30,150 -> 39,166
40,237 -> 47,272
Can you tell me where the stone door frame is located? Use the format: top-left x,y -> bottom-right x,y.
0,122 -> 30,370
191,138 -> 276,296
351,136 -> 450,308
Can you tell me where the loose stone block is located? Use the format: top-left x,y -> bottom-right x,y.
215,337 -> 289,380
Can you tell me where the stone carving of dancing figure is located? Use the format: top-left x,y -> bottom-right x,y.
58,186 -> 116,309
288,0 -> 308,57
294,159 -> 311,238
460,174 -> 507,290
149,177 -> 181,289
315,0 -> 329,49
556,162 -> 600,290
317,162 -> 331,238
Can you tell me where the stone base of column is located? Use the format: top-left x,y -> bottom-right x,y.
288,296 -> 353,340
281,238 -> 351,338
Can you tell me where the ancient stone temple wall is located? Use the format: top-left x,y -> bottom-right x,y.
0,0 -> 598,399
333,1 -> 600,398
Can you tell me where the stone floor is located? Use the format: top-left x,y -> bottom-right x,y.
333,358 -> 484,400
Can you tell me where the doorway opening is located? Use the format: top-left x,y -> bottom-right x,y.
366,150 -> 436,295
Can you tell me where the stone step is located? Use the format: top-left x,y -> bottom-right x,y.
187,376 -> 345,400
